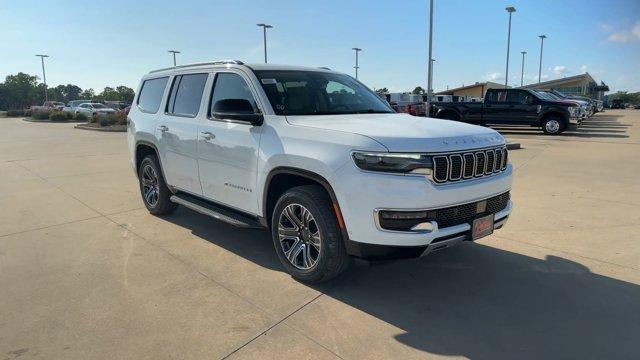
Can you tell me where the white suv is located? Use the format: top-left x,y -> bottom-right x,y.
128,60 -> 513,282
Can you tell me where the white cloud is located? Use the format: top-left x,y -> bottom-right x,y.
605,20 -> 640,43
598,22 -> 613,32
551,65 -> 569,75
485,72 -> 503,81
580,65 -> 588,73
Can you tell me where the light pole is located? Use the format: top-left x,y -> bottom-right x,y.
256,23 -> 273,63
352,48 -> 362,79
168,50 -> 180,66
426,0 -> 434,111
520,51 -> 527,86
429,58 -> 436,95
35,54 -> 49,101
504,6 -> 516,88
538,35 -> 547,84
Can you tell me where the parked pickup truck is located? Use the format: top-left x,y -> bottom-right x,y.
128,61 -> 513,282
431,88 -> 582,135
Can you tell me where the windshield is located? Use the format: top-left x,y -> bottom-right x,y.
534,91 -> 560,100
91,103 -> 107,108
254,70 -> 393,116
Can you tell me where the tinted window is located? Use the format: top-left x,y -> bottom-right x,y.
487,90 -> 508,103
507,90 -> 534,104
167,73 -> 208,116
210,73 -> 258,114
255,70 -> 393,116
137,77 -> 169,113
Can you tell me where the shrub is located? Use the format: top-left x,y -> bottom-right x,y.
24,109 -> 32,117
100,115 -> 114,127
74,112 -> 88,121
49,111 -> 70,122
112,112 -> 127,125
6,109 -> 25,117
89,114 -> 99,123
32,110 -> 50,120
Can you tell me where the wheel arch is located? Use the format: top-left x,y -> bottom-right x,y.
262,167 -> 348,241
134,141 -> 171,187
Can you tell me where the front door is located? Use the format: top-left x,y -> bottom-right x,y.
197,71 -> 263,214
156,73 -> 209,195
483,89 -> 511,123
506,90 -> 539,124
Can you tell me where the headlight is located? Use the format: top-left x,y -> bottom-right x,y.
352,152 -> 433,175
568,106 -> 579,117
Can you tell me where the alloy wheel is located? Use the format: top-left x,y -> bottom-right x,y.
545,119 -> 560,133
141,164 -> 160,207
278,203 -> 321,270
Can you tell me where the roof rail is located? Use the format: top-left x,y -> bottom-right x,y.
149,60 -> 245,74
318,67 -> 331,70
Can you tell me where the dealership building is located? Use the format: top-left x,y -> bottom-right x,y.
520,73 -> 609,100
434,81 -> 506,99
435,73 -> 608,100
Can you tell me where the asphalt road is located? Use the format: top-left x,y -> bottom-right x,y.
1,111 -> 639,359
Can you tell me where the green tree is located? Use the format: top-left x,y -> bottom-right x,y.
116,86 -> 135,103
64,84 -> 83,102
412,86 -> 426,95
80,88 -> 95,100
375,87 -> 389,95
1,72 -> 41,109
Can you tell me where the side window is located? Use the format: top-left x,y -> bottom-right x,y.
209,73 -> 258,115
166,73 -> 208,117
487,90 -> 508,103
507,90 -> 529,104
137,77 -> 169,113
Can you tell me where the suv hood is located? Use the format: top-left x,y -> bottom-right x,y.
286,113 -> 505,152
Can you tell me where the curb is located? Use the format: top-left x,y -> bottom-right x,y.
74,124 -> 127,132
506,143 -> 521,150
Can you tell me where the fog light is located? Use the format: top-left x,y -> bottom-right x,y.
380,211 -> 427,220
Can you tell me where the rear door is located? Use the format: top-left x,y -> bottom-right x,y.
155,73 -> 209,195
196,70 -> 263,214
483,89 -> 511,123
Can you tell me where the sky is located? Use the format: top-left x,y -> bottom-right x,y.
2,0 -> 639,94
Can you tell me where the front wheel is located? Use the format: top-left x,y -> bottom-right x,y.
541,117 -> 565,135
271,185 -> 350,283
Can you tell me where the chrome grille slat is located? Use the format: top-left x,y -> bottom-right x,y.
431,146 -> 508,184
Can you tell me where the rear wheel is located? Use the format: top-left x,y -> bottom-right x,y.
138,155 -> 177,215
541,117 -> 566,135
271,185 -> 350,283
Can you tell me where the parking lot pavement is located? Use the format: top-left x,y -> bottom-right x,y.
1,111 -> 639,359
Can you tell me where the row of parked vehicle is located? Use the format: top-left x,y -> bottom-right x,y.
30,100 -> 131,117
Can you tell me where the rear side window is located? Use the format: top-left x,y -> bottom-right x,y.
487,90 -> 508,103
137,77 -> 169,113
166,73 -> 208,117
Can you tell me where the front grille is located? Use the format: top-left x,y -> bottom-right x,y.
432,146 -> 508,184
377,192 -> 511,231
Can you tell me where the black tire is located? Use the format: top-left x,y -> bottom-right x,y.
541,117 -> 566,135
271,185 -> 350,283
138,155 -> 178,215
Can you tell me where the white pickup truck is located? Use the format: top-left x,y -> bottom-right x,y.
128,61 -> 513,282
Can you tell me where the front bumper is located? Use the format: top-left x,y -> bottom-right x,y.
332,160 -> 513,253
569,116 -> 583,125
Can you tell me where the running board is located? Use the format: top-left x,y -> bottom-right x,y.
170,193 -> 263,229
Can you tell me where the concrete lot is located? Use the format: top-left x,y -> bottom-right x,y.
1,111 -> 639,359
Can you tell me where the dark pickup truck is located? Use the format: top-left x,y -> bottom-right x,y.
431,88 -> 582,135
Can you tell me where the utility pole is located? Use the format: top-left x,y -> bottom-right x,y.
256,23 -> 273,63
168,50 -> 180,66
538,35 -> 547,84
352,48 -> 362,79
520,51 -> 527,86
426,0 -> 434,112
504,6 -> 516,88
35,54 -> 49,101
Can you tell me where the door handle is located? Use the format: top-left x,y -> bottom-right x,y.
200,131 -> 215,140
157,125 -> 169,132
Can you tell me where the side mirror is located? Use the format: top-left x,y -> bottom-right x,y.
212,99 -> 263,125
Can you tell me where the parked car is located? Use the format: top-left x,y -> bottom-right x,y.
105,101 -> 131,110
387,93 -> 427,116
75,103 -> 116,117
63,99 -> 92,113
431,88 -> 582,135
610,99 -> 625,109
128,61 -> 513,282
532,90 -> 588,119
30,101 -> 65,112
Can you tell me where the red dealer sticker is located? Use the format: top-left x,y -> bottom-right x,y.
471,214 -> 495,240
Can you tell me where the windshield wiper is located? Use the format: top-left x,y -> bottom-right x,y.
352,109 -> 392,114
